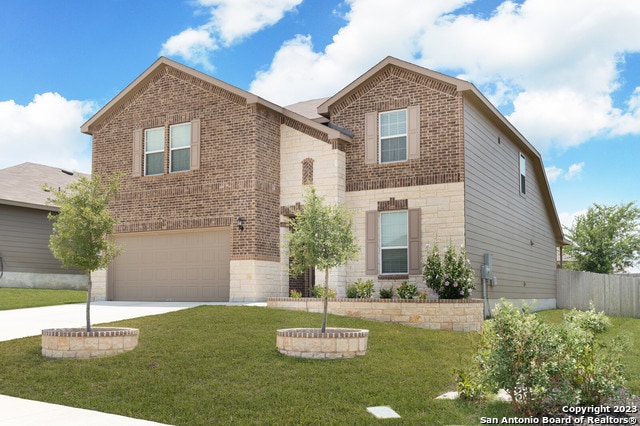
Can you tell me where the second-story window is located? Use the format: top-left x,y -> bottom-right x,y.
379,109 -> 407,163
519,153 -> 526,195
170,123 -> 191,173
144,127 -> 165,176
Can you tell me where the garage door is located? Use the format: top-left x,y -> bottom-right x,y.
109,229 -> 230,301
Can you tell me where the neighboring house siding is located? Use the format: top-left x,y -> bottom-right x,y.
328,65 -> 464,192
463,100 -> 557,303
0,204 -> 74,274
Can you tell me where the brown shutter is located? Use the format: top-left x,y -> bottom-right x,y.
190,118 -> 200,171
408,208 -> 422,275
407,105 -> 420,160
132,129 -> 142,177
365,210 -> 378,275
364,112 -> 377,164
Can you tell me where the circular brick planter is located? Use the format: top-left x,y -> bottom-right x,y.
276,328 -> 368,359
42,327 -> 139,359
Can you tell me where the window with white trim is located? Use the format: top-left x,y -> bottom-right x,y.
519,153 -> 526,195
170,123 -> 191,173
380,210 -> 408,274
379,109 -> 407,163
144,127 -> 164,176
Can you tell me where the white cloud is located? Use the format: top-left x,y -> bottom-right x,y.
545,166 -> 563,183
250,0 -> 469,105
248,0 -> 640,152
161,28 -> 217,71
201,0 -> 303,44
565,162 -> 585,180
0,93 -> 94,173
545,162 -> 585,182
559,209 -> 587,230
161,0 -> 302,69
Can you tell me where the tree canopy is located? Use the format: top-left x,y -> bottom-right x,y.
46,173 -> 123,330
563,201 -> 640,274
286,186 -> 359,331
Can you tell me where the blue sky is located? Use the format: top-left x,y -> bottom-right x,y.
1,0 -> 639,232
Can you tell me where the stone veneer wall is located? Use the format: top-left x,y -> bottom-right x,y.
345,182 -> 466,290
41,327 -> 139,359
267,298 -> 484,332
230,259 -> 284,302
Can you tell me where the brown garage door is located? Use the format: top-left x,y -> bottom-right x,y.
109,229 -> 230,301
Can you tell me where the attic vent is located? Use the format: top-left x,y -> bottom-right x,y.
61,169 -> 74,176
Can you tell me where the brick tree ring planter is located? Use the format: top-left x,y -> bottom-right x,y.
276,328 -> 369,359
41,327 -> 139,359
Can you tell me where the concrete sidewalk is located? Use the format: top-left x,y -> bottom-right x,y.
0,300 -> 261,425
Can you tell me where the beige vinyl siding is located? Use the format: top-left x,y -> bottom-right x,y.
0,204 -> 84,275
463,100 -> 557,300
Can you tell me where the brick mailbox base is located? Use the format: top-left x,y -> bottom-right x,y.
42,327 -> 139,359
268,298 -> 484,332
276,328 -> 369,359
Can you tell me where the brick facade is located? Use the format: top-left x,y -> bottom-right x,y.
326,64 -> 465,193
91,64 -> 283,262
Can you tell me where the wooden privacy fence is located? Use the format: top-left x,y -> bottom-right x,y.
557,269 -> 640,318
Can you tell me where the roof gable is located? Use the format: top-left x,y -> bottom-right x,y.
81,57 -> 351,144
318,56 -> 565,246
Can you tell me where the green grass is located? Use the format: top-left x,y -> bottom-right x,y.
0,306 -> 516,425
0,288 -> 86,310
0,305 -> 636,425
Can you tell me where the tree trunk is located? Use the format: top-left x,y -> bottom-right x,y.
321,268 -> 329,333
86,272 -> 92,332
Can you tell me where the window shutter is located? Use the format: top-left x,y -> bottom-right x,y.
190,118 -> 201,170
407,105 -> 420,160
408,208 -> 422,275
365,210 -> 378,275
132,129 -> 142,177
364,112 -> 377,164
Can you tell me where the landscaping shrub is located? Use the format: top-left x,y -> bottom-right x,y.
423,241 -> 475,299
396,281 -> 418,299
346,279 -> 375,298
311,286 -> 336,298
378,286 -> 393,299
345,284 -> 358,298
457,300 -> 627,415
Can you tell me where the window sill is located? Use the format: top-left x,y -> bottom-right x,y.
378,274 -> 409,280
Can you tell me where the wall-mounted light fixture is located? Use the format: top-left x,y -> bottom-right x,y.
237,217 -> 245,231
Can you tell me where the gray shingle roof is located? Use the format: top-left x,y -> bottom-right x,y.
0,162 -> 88,210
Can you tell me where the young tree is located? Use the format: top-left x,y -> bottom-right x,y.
286,187 -> 360,332
564,202 -> 640,274
46,173 -> 123,331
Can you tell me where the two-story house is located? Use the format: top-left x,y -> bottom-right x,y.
83,56 -> 566,311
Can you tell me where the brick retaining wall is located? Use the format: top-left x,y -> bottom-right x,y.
267,298 -> 483,332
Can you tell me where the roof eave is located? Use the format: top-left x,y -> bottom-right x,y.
0,198 -> 58,212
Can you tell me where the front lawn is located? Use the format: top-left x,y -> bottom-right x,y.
0,306 -> 636,425
0,288 -> 86,311
0,306 -> 515,425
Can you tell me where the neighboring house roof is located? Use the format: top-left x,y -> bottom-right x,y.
319,56 -> 567,246
81,57 -> 352,145
0,162 -> 86,211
